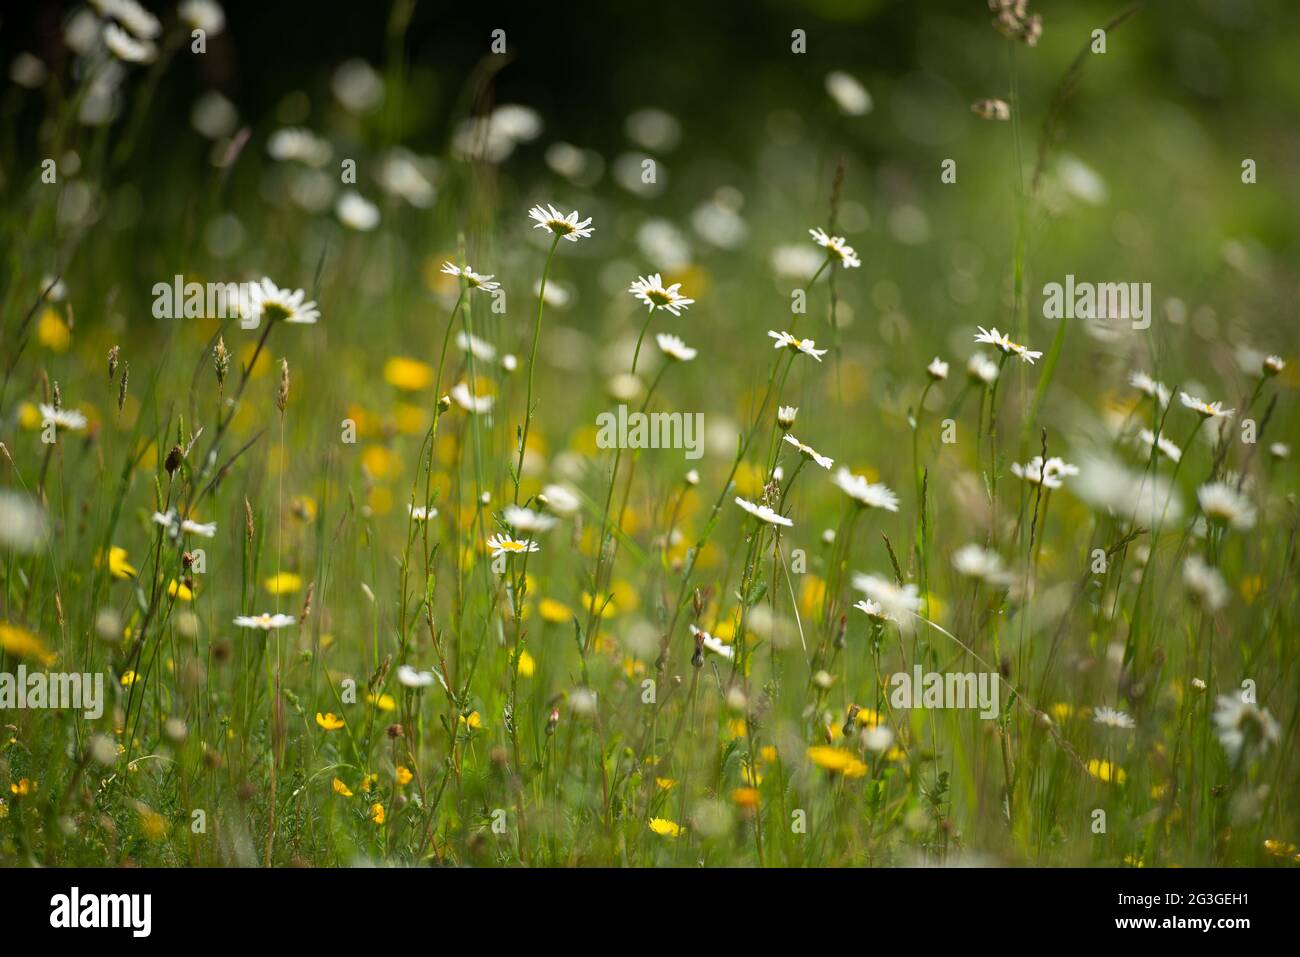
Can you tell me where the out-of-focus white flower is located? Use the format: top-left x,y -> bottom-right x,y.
336,191 -> 380,231
833,468 -> 899,511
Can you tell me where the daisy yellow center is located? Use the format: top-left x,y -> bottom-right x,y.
263,302 -> 291,322
646,288 -> 672,305
548,219 -> 574,235
500,540 -> 526,552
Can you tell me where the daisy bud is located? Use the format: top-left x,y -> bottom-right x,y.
437,394 -> 452,413
1263,354 -> 1285,377
691,630 -> 705,668
926,357 -> 949,381
777,405 -> 798,430
107,345 -> 119,380
685,469 -> 700,486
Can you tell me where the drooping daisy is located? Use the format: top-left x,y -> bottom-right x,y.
152,510 -> 217,538
441,262 -> 501,293
539,483 -> 581,516
38,403 -> 87,431
926,357 -> 949,381
689,624 -> 734,660
1011,455 -> 1078,490
768,330 -> 828,361
103,23 -> 156,63
528,203 -> 594,242
503,505 -> 558,534
833,468 -> 900,511
655,333 -> 697,362
1136,428 -> 1181,463
974,326 -> 1042,364
1179,391 -> 1234,420
407,504 -> 438,521
808,228 -> 861,268
735,496 -> 793,527
951,543 -> 1010,585
1183,555 -> 1228,611
233,613 -> 296,630
1196,481 -> 1256,530
1212,694 -> 1280,761
1093,706 -> 1136,730
455,330 -> 498,361
450,381 -> 494,414
783,434 -> 834,469
397,664 -> 436,688
630,274 -> 694,316
851,573 -> 922,625
1129,370 -> 1171,407
244,277 -> 320,326
486,534 -> 539,558
966,352 -> 999,385
777,406 -> 798,429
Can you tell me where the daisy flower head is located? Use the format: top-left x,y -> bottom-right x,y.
1196,481 -> 1256,531
407,504 -> 438,521
1183,555 -> 1229,611
951,543 -> 1010,586
974,326 -> 1042,364
152,510 -> 217,539
927,357 -> 949,381
1213,694 -> 1280,762
734,496 -> 793,528
655,333 -> 697,362
853,598 -> 891,624
539,483 -> 581,516
1137,428 -> 1181,463
450,381 -> 494,414
808,227 -> 861,268
833,468 -> 900,511
455,330 -> 497,362
1179,391 -> 1234,420
783,434 -> 833,470
486,534 -> 539,559
233,613 -> 296,630
851,573 -> 922,627
1129,370 -> 1171,407
777,406 -> 798,430
769,330 -> 828,362
397,664 -> 436,688
103,22 -> 156,63
1093,706 -> 1136,730
1011,456 -> 1078,490
39,403 -> 87,431
528,203 -> 593,242
244,278 -> 320,327
630,274 -> 694,316
1262,354 -> 1285,377
441,262 -> 501,293
689,624 -> 734,660
967,352 -> 999,386
503,505 -> 558,534
971,98 -> 1011,121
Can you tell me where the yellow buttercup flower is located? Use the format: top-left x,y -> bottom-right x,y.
516,649 -> 536,677
99,546 -> 138,580
395,766 -> 413,786
1086,758 -> 1126,785
263,572 -> 302,595
0,622 -> 55,665
648,817 -> 683,838
37,308 -> 70,352
361,773 -> 379,793
167,579 -> 194,601
332,778 -> 353,797
383,356 -> 434,391
10,778 -> 34,796
367,692 -> 396,712
120,670 -> 139,687
370,802 -> 385,824
538,598 -> 573,624
316,712 -> 345,731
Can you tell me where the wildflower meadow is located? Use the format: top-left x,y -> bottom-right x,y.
0,0 -> 1297,886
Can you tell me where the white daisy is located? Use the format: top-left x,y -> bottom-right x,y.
486,534 -> 539,558
768,330 -> 828,361
833,468 -> 900,511
1129,370 -> 1171,407
1212,694 -> 1280,761
974,326 -> 1042,364
407,504 -> 438,521
528,203 -> 593,242
777,406 -> 798,429
1183,555 -> 1228,611
450,381 -> 494,414
152,510 -> 217,539
455,330 -> 497,361
656,333 -> 697,362
630,274 -> 694,316
951,543 -> 1010,585
926,357 -> 949,381
1196,481 -> 1255,530
853,598 -> 892,623
1179,391 -> 1234,420
244,278 -> 320,326
1269,442 -> 1289,460
1011,456 -> 1078,490
103,23 -> 155,63
539,483 -> 581,516
1262,354 -> 1285,377
966,352 -> 1000,385
809,227 -> 861,268
397,664 -> 436,688
1137,428 -> 1181,463
783,434 -> 833,469
503,505 -> 557,534
734,496 -> 793,528
689,624 -> 734,660
335,191 -> 380,231
1093,706 -> 1136,730
38,403 -> 87,431
233,613 -> 296,630
441,262 -> 500,293
851,573 -> 922,625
